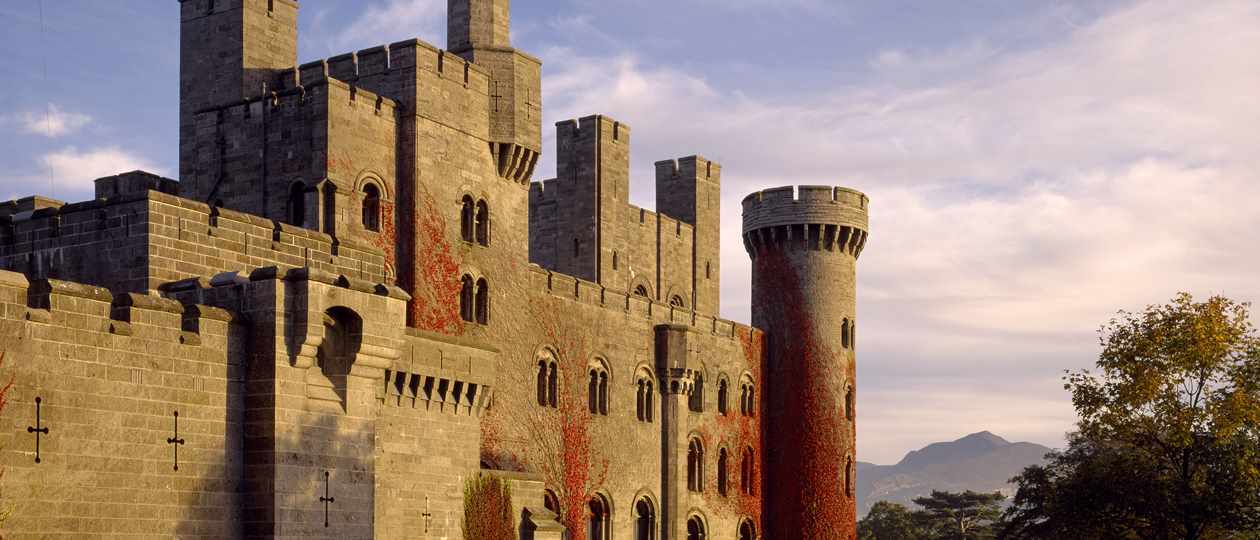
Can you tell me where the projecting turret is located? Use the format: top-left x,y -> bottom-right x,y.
743,185 -> 869,539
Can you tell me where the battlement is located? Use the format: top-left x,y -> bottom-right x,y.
556,115 -> 629,145
2,270 -> 238,347
525,264 -> 747,340
654,155 -> 721,185
286,38 -> 491,92
742,185 -> 870,258
0,181 -> 388,294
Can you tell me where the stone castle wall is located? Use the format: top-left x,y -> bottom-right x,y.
0,1 -> 867,538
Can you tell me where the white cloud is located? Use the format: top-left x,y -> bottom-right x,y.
330,0 -> 445,54
1,147 -> 164,202
535,0 -> 1260,462
5,104 -> 93,137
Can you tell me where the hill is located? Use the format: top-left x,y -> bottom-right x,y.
857,431 -> 1053,516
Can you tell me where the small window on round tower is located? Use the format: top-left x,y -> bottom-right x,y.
362,184 -> 381,232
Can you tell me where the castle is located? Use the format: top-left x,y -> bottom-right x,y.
0,1 -> 868,538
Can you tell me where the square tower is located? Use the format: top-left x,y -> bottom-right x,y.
656,156 -> 722,314
178,0 -> 299,184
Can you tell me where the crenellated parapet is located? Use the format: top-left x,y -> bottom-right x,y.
741,185 -> 870,259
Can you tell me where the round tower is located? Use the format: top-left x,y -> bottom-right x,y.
742,185 -> 869,539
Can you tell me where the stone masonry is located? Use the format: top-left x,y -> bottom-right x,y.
0,1 -> 868,538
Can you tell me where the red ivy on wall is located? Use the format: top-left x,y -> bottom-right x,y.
752,250 -> 856,539
694,327 -> 765,530
480,305 -> 610,540
405,185 -> 465,335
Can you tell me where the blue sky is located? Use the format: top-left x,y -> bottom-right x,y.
2,0 -> 1258,464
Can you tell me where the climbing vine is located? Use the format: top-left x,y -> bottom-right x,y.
462,473 -> 515,540
481,302 -> 611,540
403,185 -> 465,335
752,250 -> 855,538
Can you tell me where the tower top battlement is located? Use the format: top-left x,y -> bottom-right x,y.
741,185 -> 868,234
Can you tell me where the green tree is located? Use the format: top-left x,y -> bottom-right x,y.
913,490 -> 1006,539
462,473 -> 515,540
859,501 -> 926,540
1003,293 -> 1260,540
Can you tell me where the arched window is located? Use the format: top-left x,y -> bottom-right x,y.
845,385 -> 855,421
717,448 -> 729,496
636,370 -> 654,423
588,362 -> 609,416
537,360 -> 549,406
738,519 -> 757,540
634,497 -> 656,540
670,295 -> 686,308
741,448 -> 755,495
460,195 -> 475,242
317,307 -> 362,412
842,318 -> 850,349
547,361 -> 558,408
588,494 -> 611,540
687,516 -> 706,540
598,371 -> 608,415
687,438 -> 704,492
689,373 -> 704,413
705,260 -> 711,279
459,275 -> 474,322
740,379 -> 755,417
537,353 -> 559,409
717,378 -> 729,415
362,183 -> 381,231
636,380 -> 645,421
474,278 -> 489,324
573,237 -> 581,257
633,285 -> 649,298
845,456 -> 854,498
475,199 -> 490,246
612,251 -> 619,270
288,182 -> 306,226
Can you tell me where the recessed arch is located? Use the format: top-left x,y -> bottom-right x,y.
352,171 -> 392,200
717,445 -> 731,496
716,373 -> 731,415
687,436 -> 706,492
535,346 -> 559,409
631,489 -> 659,540
460,194 -> 475,242
288,181 -> 307,226
587,491 -> 613,540
587,356 -> 612,416
686,512 -> 709,540
474,199 -> 490,246
629,277 -> 653,300
361,182 -> 382,232
313,306 -> 363,411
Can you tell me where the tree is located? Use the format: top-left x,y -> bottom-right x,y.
858,501 -> 926,540
913,490 -> 1006,540
462,473 -> 515,540
1003,293 -> 1260,540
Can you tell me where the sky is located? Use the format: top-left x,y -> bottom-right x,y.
2,0 -> 1258,464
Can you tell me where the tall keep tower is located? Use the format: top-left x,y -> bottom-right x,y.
449,0 -> 542,183
743,185 -> 870,539
178,0 -> 299,184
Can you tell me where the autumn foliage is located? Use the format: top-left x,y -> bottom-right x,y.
462,473 -> 515,540
481,305 -> 610,540
752,250 -> 855,537
404,186 -> 465,335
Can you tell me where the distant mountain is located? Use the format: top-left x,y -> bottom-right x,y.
857,431 -> 1053,517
